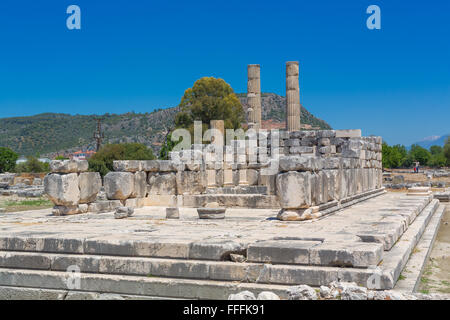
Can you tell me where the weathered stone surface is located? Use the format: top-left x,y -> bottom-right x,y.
166,207 -> 179,219
112,160 -> 141,172
247,240 -> 321,264
52,205 -> 79,216
132,171 -> 147,198
309,242 -> 383,267
228,291 -> 256,300
78,172 -> 102,204
287,285 -> 318,300
279,156 -> 323,172
176,171 -> 206,195
197,208 -> 226,219
88,200 -> 122,213
44,173 -> 80,206
104,172 -> 134,200
114,207 -> 134,219
247,169 -> 259,186
50,160 -> 88,173
141,160 -> 160,172
147,173 -> 176,195
276,171 -> 311,209
257,291 -> 280,300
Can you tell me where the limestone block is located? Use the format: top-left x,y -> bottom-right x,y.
279,156 -> 324,172
290,146 -> 315,154
131,171 -> 147,198
317,130 -> 336,138
176,171 -> 206,195
335,129 -> 361,138
112,160 -> 142,172
309,242 -> 383,267
44,173 -> 80,206
166,207 -> 180,219
78,172 -> 102,204
104,172 -> 134,200
276,171 -> 312,209
88,200 -> 122,213
147,172 -> 176,195
247,240 -> 321,264
141,160 -> 160,172
247,169 -> 259,186
50,160 -> 88,173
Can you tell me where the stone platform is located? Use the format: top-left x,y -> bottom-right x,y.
0,192 -> 444,299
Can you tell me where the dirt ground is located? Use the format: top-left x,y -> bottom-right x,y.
418,203 -> 450,294
0,195 -> 53,213
387,168 -> 450,185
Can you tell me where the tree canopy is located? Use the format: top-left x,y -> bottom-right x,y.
382,141 -> 449,169
0,147 -> 19,173
174,77 -> 244,131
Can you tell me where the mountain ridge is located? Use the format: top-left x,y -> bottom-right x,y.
0,93 -> 331,156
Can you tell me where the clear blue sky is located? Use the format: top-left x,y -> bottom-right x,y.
0,0 -> 448,145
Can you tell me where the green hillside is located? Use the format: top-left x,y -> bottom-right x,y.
0,93 -> 331,156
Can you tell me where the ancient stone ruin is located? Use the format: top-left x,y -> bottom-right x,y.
0,62 -> 445,300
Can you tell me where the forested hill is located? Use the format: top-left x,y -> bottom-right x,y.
0,93 -> 331,156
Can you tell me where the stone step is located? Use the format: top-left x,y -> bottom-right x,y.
182,194 -> 279,208
0,199 -> 441,292
394,203 -> 445,292
205,186 -> 268,195
0,268 -> 291,300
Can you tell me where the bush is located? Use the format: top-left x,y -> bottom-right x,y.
88,143 -> 156,176
0,147 -> 19,173
14,156 -> 49,173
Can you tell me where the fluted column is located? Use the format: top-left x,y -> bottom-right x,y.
247,64 -> 261,130
286,61 -> 300,131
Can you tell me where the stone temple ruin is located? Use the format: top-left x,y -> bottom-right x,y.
0,62 -> 446,300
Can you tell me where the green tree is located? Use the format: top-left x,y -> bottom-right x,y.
0,147 -> 19,173
175,77 -> 244,131
409,144 -> 431,166
382,143 -> 408,168
429,153 -> 447,167
443,137 -> 450,165
88,143 -> 156,176
429,145 -> 443,155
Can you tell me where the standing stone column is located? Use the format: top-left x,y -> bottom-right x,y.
247,64 -> 262,130
286,61 -> 300,131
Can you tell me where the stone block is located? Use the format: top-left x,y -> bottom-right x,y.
247,169 -> 259,186
309,242 -> 383,267
78,172 -> 102,204
141,160 -> 160,172
189,241 -> 246,261
335,129 -> 361,138
131,171 -> 147,198
88,200 -> 122,213
147,172 -> 176,195
279,156 -> 323,172
176,171 -> 206,195
247,240 -> 321,264
44,173 -> 80,206
104,172 -> 134,200
112,160 -> 142,172
50,160 -> 88,173
276,171 -> 312,209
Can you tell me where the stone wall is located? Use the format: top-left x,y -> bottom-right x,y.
44,160 -> 102,215
44,129 -> 383,216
